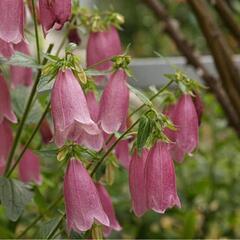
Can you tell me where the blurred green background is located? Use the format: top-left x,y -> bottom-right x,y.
96,0 -> 240,238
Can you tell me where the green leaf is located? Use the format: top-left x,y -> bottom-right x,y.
11,86 -> 43,124
85,68 -> 110,76
136,116 -> 152,153
7,52 -> 42,69
35,148 -> 58,161
128,84 -> 152,106
0,177 -> 33,222
37,75 -> 55,93
36,217 -> 63,239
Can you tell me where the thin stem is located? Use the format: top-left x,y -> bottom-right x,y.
90,119 -> 140,177
7,102 -> 51,177
129,79 -> 174,118
4,45 -> 53,176
17,194 -> 62,239
47,214 -> 65,239
31,0 -> 41,64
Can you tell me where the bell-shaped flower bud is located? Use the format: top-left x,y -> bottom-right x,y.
0,120 -> 13,175
115,140 -> 130,170
192,93 -> 204,126
145,142 -> 181,213
64,159 -> 109,233
18,149 -> 42,185
86,27 -> 122,75
129,149 -> 149,217
0,0 -> 24,44
0,39 -> 14,58
40,119 -> 53,144
10,40 -> 33,87
174,94 -> 199,157
99,70 -> 129,134
0,75 -> 17,124
51,69 -> 100,147
39,0 -> 71,35
96,184 -> 121,237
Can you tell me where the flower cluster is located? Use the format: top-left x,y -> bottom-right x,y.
0,1 -> 203,238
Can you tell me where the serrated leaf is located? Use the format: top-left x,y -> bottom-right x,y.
0,177 -> 33,222
128,84 -> 152,106
36,217 -> 63,239
136,116 -> 152,153
7,52 -> 41,69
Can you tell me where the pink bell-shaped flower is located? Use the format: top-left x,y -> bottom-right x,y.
10,40 -> 33,87
174,94 -> 199,157
64,159 -> 109,233
115,140 -> 130,170
0,120 -> 13,175
0,0 -> 24,44
192,93 -> 204,126
0,39 -> 14,58
0,75 -> 17,124
51,69 -> 100,147
145,142 -> 181,213
39,0 -> 71,35
86,27 -> 122,72
99,70 -> 129,134
75,91 -> 103,151
18,149 -> 42,185
40,119 -> 53,144
129,149 -> 149,217
96,184 -> 121,237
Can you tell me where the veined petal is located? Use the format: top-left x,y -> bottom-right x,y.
96,184 -> 121,237
0,0 -> 24,43
18,149 -> 42,185
129,149 -> 149,217
145,142 -> 181,213
0,75 -> 17,123
64,159 -> 109,233
99,70 -> 129,134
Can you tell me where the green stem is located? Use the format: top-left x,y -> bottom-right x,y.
129,79 -> 174,118
32,0 -> 41,64
90,119 -> 140,177
7,102 -> 51,177
4,44 -> 53,176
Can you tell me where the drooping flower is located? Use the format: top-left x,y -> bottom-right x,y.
51,69 -> 100,147
164,103 -> 185,162
99,70 -> 129,134
129,149 -> 149,217
10,40 -> 33,87
75,91 -> 104,151
115,140 -> 130,170
145,142 -> 181,213
40,119 -> 53,144
192,93 -> 204,126
0,39 -> 14,58
64,159 -> 109,233
0,120 -> 13,175
0,0 -> 24,44
18,149 -> 42,185
86,27 -> 122,76
0,75 -> 17,124
96,183 -> 121,237
39,0 -> 72,35
173,94 -> 199,157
